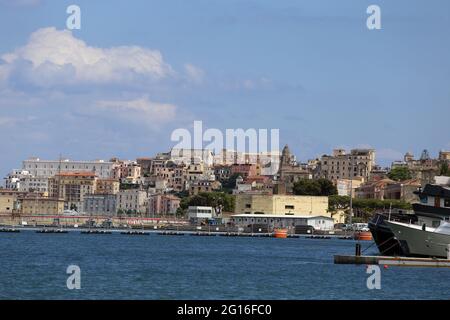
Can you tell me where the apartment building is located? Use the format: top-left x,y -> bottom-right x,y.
83,194 -> 117,216
116,189 -> 148,215
48,172 -> 98,211
18,176 -> 49,193
23,157 -> 113,178
317,148 -> 375,181
148,194 -> 180,216
95,179 -> 120,195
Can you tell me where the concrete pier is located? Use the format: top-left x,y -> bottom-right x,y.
334,255 -> 450,268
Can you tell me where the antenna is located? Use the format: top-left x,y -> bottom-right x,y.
57,154 -> 62,201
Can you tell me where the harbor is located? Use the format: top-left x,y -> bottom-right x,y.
0,224 -> 355,239
1,229 -> 449,300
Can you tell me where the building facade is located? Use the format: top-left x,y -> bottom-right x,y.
189,180 -> 222,195
19,197 -> 64,215
116,189 -> 148,215
234,194 -> 329,217
23,157 -> 113,178
4,170 -> 32,190
231,214 -> 335,231
0,190 -> 21,214
318,148 -> 376,181
95,179 -> 120,195
147,194 -> 180,216
49,172 -> 98,211
83,194 -> 117,216
18,176 -> 49,193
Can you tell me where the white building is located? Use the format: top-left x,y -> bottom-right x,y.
170,148 -> 214,167
18,176 -> 49,193
188,206 -> 215,224
4,170 -> 32,190
231,214 -> 335,231
22,157 -> 114,179
83,194 -> 117,216
213,149 -> 281,176
116,189 -> 148,215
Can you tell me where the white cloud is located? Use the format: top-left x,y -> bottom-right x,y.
219,76 -> 273,91
0,115 -> 35,126
95,96 -> 177,125
1,27 -> 174,87
184,64 -> 205,84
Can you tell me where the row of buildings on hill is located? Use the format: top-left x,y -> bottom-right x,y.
1,147 -> 449,225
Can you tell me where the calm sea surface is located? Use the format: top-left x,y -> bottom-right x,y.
1,231 -> 449,299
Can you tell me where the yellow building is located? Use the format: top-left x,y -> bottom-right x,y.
49,172 -> 97,210
19,197 -> 64,215
234,194 -> 329,217
0,190 -> 19,214
96,178 -> 120,195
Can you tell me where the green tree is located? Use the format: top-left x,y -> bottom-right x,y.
328,195 -> 412,223
293,179 -> 321,195
439,162 -> 450,176
221,173 -> 241,193
328,195 -> 351,212
293,179 -> 336,196
180,192 -> 235,212
317,178 -> 338,196
388,166 -> 412,181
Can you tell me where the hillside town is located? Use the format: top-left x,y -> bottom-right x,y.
1,146 -> 450,232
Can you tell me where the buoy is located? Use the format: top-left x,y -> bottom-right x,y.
355,231 -> 373,241
273,228 -> 288,238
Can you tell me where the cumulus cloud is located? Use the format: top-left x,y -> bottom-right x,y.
94,96 -> 177,125
1,27 -> 174,88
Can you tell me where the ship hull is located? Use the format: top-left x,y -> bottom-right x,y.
368,214 -> 405,256
385,221 -> 450,258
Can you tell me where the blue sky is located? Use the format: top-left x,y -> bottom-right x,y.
0,0 -> 450,177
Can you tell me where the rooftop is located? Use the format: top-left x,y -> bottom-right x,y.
55,172 -> 97,177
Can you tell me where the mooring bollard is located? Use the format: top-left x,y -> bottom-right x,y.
355,243 -> 361,256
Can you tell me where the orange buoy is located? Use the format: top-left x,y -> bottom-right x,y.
355,231 -> 373,241
273,228 -> 288,238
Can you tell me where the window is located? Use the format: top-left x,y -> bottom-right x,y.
432,220 -> 441,228
445,199 -> 450,208
245,204 -> 251,208
285,205 -> 294,210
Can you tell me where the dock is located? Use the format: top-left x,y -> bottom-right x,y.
334,254 -> 450,268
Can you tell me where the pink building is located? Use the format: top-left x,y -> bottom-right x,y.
148,194 -> 181,216
230,163 -> 258,178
